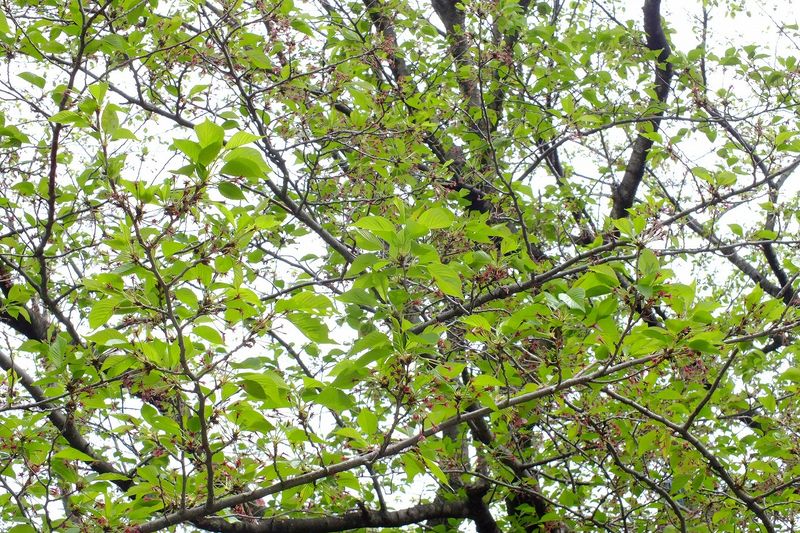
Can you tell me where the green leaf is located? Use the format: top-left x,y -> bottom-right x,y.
48,110 -> 88,126
417,207 -> 454,230
314,385 -> 354,410
291,19 -> 314,36
110,128 -> 138,141
779,368 -> 800,383
753,229 -> 778,240
161,240 -> 183,258
89,297 -> 120,329
276,292 -> 332,313
174,288 -> 199,309
638,249 -> 660,277
346,253 -> 379,276
218,181 -> 246,200
225,131 -> 262,149
8,525 -> 38,533
354,216 -> 394,233
238,371 -> 291,406
18,72 -> 45,89
461,314 -> 492,330
333,427 -> 368,447
188,84 -> 209,97
421,456 -> 450,486
88,82 -> 108,102
287,313 -> 332,343
0,11 -> 10,36
220,147 -> 269,178
194,325 -> 224,345
357,409 -> 378,435
558,288 -> 585,312
195,119 -> 225,147
87,328 -> 129,346
472,374 -> 505,388
172,139 -> 201,161
588,264 -> 620,287
427,263 -> 463,298
337,288 -> 379,307
53,447 -> 97,462
101,105 -> 119,132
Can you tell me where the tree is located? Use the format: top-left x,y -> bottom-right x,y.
0,0 -> 798,530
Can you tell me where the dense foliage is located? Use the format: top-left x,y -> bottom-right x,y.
0,0 -> 799,530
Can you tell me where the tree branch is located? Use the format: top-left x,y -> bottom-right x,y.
611,0 -> 673,219
602,386 -> 775,533
192,498 -> 473,532
136,350 -> 664,532
0,350 -> 133,492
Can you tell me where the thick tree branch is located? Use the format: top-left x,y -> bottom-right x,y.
432,0 -> 476,107
611,0 -> 673,219
0,265 -> 133,492
136,351 -> 665,532
466,484 -> 502,533
0,350 -> 133,492
192,498 -> 473,532
0,301 -> 48,342
362,0 -> 409,82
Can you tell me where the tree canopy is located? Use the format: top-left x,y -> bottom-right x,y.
0,0 -> 799,531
